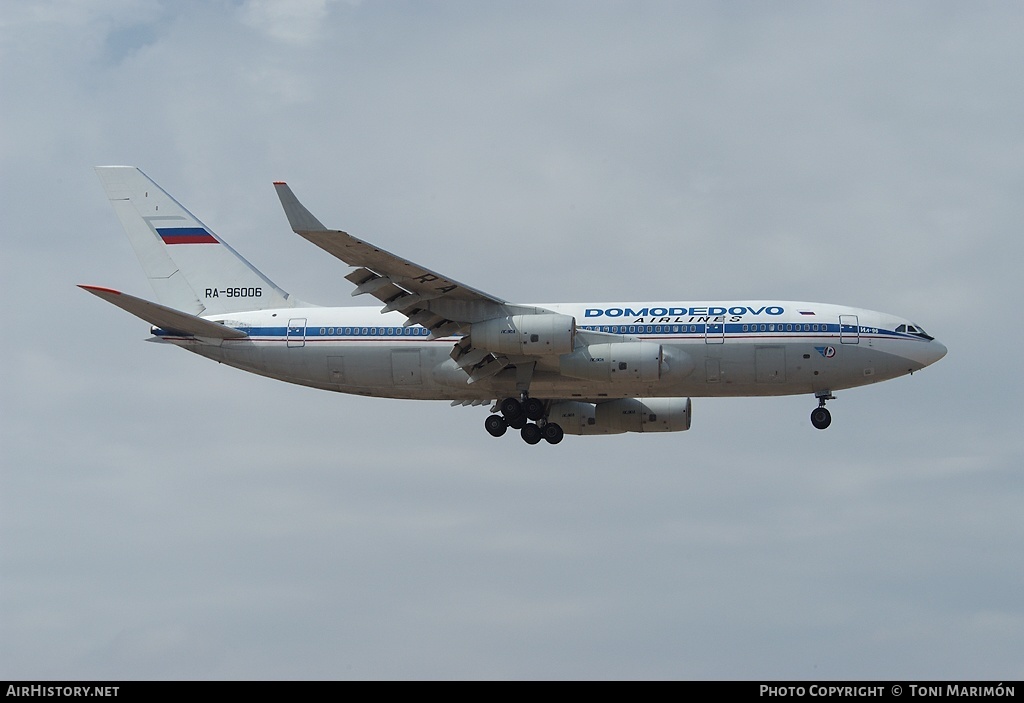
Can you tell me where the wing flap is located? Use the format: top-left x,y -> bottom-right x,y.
467,355 -> 510,384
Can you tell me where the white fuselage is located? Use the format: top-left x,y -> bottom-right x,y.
87,167 -> 949,439
159,300 -> 947,402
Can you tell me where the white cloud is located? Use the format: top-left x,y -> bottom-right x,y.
238,0 -> 337,47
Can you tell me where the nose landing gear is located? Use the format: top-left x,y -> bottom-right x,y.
811,391 -> 835,430
484,395 -> 564,444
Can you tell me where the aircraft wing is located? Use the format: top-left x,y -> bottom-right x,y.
274,182 -> 541,339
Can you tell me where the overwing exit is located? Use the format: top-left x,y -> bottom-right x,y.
81,166 -> 947,444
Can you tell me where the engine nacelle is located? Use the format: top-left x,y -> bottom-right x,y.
547,401 -> 603,434
559,342 -> 693,383
597,398 -> 691,433
549,398 -> 692,435
472,314 -> 576,356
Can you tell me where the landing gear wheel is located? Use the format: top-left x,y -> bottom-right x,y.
521,423 -> 542,445
542,422 -> 564,445
500,397 -> 523,420
507,414 -> 527,430
485,414 -> 508,437
810,407 -> 832,430
523,397 -> 545,421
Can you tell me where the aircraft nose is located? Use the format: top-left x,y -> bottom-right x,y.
916,339 -> 947,368
902,338 -> 947,371
928,339 -> 948,366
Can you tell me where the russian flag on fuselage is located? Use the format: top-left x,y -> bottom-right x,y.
155,226 -> 218,244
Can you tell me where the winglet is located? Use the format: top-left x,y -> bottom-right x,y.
273,182 -> 327,233
79,285 -> 248,340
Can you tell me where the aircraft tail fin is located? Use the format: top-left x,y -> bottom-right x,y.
94,166 -> 296,315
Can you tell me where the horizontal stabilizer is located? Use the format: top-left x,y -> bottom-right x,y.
79,285 -> 248,339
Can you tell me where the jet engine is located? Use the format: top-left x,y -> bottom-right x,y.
472,314 -> 576,355
559,342 -> 694,383
548,398 -> 692,435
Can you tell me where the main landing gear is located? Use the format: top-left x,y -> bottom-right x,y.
811,391 -> 835,430
485,396 -> 564,445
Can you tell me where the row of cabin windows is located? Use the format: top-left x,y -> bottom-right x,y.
579,323 -> 829,334
742,323 -> 825,333
316,327 -> 430,336
309,323 -> 837,337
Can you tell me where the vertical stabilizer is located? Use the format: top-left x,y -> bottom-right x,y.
94,166 -> 295,315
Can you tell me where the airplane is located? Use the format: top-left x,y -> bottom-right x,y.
81,166 -> 947,445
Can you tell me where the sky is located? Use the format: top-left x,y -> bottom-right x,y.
2,0 -> 1022,680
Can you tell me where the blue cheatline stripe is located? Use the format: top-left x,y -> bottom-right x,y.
577,323 -> 850,335
155,227 -> 218,244
153,325 -> 435,338
154,322 -> 916,341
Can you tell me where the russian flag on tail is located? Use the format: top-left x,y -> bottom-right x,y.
156,227 -> 218,244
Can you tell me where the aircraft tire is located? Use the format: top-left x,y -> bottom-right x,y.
523,397 -> 545,421
500,397 -> 523,420
810,407 -> 832,430
507,414 -> 527,430
485,414 -> 508,437
542,422 -> 564,445
521,423 -> 542,445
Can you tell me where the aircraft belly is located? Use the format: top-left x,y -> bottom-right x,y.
189,341 -> 260,373
322,344 -> 449,394
187,337 -> 917,402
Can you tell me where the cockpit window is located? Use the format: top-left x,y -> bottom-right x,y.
899,323 -> 934,340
